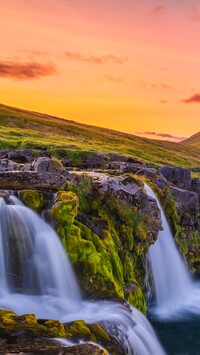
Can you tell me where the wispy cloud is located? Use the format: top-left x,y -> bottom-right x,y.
65,51 -> 127,65
101,75 -> 173,90
151,5 -> 166,16
100,75 -> 128,85
182,93 -> 200,103
136,131 -> 187,142
0,60 -> 57,80
160,99 -> 167,103
18,49 -> 50,57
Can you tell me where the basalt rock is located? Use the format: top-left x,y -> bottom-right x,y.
0,149 -> 33,163
158,165 -> 192,190
0,172 -> 67,190
192,179 -> 200,202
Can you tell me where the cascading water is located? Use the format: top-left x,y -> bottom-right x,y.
0,194 -> 165,355
145,184 -> 200,319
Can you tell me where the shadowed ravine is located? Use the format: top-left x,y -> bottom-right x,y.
0,196 -> 165,355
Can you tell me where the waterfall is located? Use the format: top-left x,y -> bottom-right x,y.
145,184 -> 200,319
0,195 -> 165,355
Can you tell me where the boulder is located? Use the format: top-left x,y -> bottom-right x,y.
0,149 -> 33,163
136,168 -> 168,190
84,153 -> 106,169
32,157 -> 54,172
158,166 -> 191,190
170,186 -> 199,226
0,159 -> 17,172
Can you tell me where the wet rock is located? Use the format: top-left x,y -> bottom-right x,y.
158,165 -> 191,190
0,310 -> 116,355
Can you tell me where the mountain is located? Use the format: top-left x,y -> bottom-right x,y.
182,132 -> 200,148
0,103 -> 200,168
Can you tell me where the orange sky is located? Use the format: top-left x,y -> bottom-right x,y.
0,0 -> 200,141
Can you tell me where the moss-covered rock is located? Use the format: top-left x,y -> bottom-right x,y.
20,189 -> 44,211
50,174 -> 161,313
0,309 -> 118,354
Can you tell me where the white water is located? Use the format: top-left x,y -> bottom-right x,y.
145,184 -> 200,319
0,196 -> 165,355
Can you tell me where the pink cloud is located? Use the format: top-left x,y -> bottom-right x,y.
65,51 -> 127,65
182,93 -> 200,103
0,60 -> 57,80
137,131 -> 187,142
151,5 -> 166,16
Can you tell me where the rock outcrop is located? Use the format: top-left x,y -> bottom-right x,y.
0,309 -> 116,355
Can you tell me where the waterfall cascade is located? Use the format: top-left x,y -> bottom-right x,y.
145,184 -> 200,319
0,195 -> 165,355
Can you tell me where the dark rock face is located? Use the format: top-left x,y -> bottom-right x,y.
85,153 -> 106,168
170,186 -> 199,227
0,149 -> 33,163
192,179 -> 200,202
136,168 -> 168,190
158,166 -> 191,190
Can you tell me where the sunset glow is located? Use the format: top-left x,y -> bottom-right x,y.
1,0 -> 200,141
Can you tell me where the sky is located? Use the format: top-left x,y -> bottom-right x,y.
0,0 -> 200,142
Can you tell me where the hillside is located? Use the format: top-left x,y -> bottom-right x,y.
182,132 -> 200,148
0,103 -> 200,168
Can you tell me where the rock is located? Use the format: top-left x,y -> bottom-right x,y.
158,165 -> 191,190
191,179 -> 200,202
32,157 -> 54,172
84,153 -> 106,169
136,168 -> 168,190
5,343 -> 108,354
107,153 -> 127,162
21,164 -> 32,172
0,159 -> 17,172
170,186 -> 199,226
0,310 -> 118,355
0,172 -> 68,190
0,149 -> 33,163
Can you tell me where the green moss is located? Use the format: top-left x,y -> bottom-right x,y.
44,319 -> 66,337
126,287 -> 146,314
89,324 -> 111,342
69,320 -> 96,342
20,190 -> 44,211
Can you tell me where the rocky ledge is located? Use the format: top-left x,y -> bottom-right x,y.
0,309 -> 121,355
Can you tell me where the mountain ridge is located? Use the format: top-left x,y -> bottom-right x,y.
182,131 -> 200,148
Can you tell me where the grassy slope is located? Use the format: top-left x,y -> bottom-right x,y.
0,103 -> 200,168
182,132 -> 200,148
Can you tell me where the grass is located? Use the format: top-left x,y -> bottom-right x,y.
183,132 -> 200,148
0,103 -> 200,168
